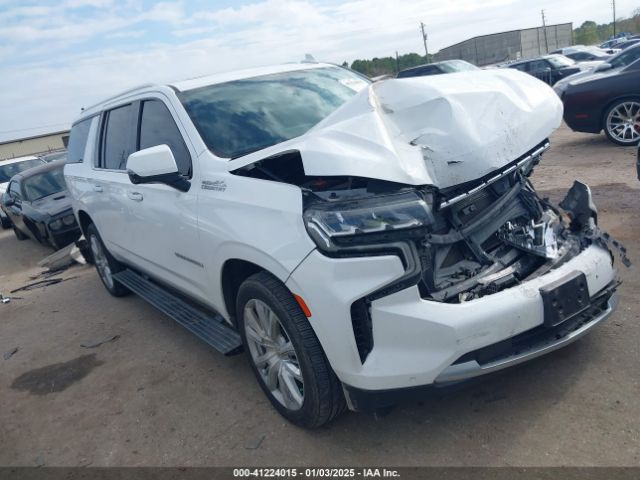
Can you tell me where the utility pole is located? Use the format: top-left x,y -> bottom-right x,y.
420,22 -> 429,62
541,10 -> 549,53
395,51 -> 400,73
612,0 -> 617,37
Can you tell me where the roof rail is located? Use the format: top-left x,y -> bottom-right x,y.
81,83 -> 157,113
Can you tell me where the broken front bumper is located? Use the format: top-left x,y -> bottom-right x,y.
286,243 -> 617,407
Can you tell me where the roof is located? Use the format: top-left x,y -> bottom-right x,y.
0,155 -> 40,165
439,22 -> 573,52
11,160 -> 63,181
505,54 -> 563,66
78,62 -> 332,120
0,130 -> 69,147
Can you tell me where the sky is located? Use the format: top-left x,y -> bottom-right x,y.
0,0 -> 637,142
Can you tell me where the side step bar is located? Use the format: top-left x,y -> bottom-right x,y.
113,269 -> 242,356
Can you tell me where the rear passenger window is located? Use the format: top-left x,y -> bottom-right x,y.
101,104 -> 133,170
67,117 -> 93,164
138,100 -> 191,177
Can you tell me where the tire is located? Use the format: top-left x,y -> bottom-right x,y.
603,97 -> 640,146
237,271 -> 345,428
1,215 -> 11,229
13,226 -> 27,241
86,223 -> 129,297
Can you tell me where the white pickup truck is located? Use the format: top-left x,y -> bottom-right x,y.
64,63 -> 620,427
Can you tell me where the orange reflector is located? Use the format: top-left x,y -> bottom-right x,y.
294,294 -> 312,318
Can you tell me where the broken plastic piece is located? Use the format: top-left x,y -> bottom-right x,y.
560,181 -> 598,229
80,334 -> 120,349
3,347 -> 18,360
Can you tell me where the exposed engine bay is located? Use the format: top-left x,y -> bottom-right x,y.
234,142 -> 629,305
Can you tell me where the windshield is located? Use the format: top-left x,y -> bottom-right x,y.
547,55 -> 576,68
440,60 -> 479,73
0,159 -> 43,183
180,66 -> 370,159
22,168 -> 66,201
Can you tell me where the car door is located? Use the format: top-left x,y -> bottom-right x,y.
5,180 -> 26,233
121,96 -> 208,301
89,103 -> 138,262
526,60 -> 553,84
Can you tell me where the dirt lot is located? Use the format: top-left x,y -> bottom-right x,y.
0,125 -> 639,467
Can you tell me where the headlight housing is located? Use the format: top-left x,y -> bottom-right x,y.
303,190 -> 434,251
62,214 -> 76,226
49,219 -> 63,230
49,213 -> 76,231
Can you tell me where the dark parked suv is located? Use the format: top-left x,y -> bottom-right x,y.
502,54 -> 585,85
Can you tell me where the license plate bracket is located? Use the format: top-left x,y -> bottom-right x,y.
539,271 -> 590,327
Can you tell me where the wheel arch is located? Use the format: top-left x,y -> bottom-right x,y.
76,210 -> 93,236
220,259 -> 267,326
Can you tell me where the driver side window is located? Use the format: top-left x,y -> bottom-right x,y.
8,181 -> 21,200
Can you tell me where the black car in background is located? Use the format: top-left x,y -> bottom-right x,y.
616,39 -> 640,50
561,58 -> 640,146
502,54 -> 591,85
397,60 -> 479,78
0,162 -> 81,249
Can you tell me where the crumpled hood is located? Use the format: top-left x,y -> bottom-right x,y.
230,68 -> 563,189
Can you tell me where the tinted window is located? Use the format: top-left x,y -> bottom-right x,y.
101,105 -> 133,170
568,52 -> 591,60
0,159 -> 43,183
67,118 -> 92,163
440,60 -> 479,72
398,65 -> 441,78
138,100 -> 191,176
509,63 -> 528,72
527,60 -> 550,72
7,181 -> 21,199
23,168 -> 66,201
610,46 -> 640,68
180,67 -> 369,158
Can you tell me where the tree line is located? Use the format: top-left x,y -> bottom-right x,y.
574,9 -> 640,45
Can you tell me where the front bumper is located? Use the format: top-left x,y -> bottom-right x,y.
286,244 -> 618,398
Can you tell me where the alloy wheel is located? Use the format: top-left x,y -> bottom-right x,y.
606,101 -> 640,145
243,298 -> 304,411
90,234 -> 114,290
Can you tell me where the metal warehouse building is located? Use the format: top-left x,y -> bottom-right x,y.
435,23 -> 573,66
0,130 -> 70,161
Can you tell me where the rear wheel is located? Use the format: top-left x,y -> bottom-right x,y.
86,223 -> 129,297
13,226 -> 27,241
237,271 -> 345,428
1,215 -> 11,229
604,98 -> 640,146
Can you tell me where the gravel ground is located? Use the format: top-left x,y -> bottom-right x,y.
0,124 -> 638,467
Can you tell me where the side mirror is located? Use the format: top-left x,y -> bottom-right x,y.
596,62 -> 612,72
126,145 -> 189,192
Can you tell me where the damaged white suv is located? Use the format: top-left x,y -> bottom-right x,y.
65,63 -> 622,428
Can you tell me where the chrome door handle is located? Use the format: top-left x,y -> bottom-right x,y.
93,185 -> 103,193
127,192 -> 143,202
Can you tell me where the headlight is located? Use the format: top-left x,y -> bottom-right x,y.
62,214 -> 76,226
49,219 -> 63,230
303,190 -> 433,251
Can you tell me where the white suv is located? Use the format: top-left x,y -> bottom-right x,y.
65,63 -> 620,427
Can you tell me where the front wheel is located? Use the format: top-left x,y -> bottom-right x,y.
0,215 -> 11,229
237,271 -> 345,428
86,223 -> 129,297
604,98 -> 640,146
13,226 -> 27,241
